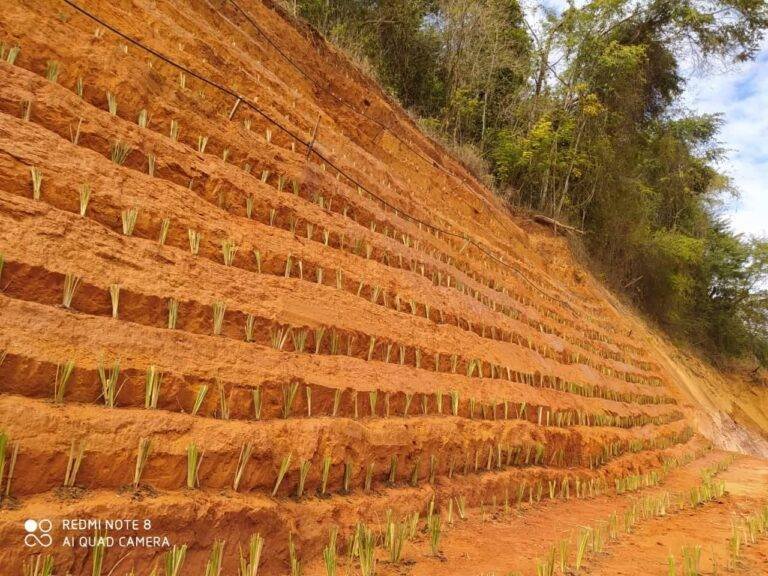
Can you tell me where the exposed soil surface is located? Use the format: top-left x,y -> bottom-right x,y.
0,1 -> 767,575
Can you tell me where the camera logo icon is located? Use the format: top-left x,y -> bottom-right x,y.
24,519 -> 53,547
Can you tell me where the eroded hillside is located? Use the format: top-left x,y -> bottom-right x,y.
1,1 -> 767,575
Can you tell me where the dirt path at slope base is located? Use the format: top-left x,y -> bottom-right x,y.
300,450 -> 768,576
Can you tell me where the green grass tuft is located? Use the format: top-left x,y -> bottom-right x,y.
238,533 -> 264,576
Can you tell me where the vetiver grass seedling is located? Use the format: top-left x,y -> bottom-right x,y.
45,60 -> 60,82
92,535 -> 106,576
386,516 -> 406,563
23,554 -> 54,576
198,136 -> 209,153
221,239 -> 238,266
121,208 -> 138,235
320,453 -> 331,496
323,527 -> 338,576
296,459 -> 311,498
429,514 -> 442,556
252,387 -> 262,420
244,314 -> 255,342
681,544 -> 702,576
218,383 -> 230,420
343,460 -> 353,493
233,442 -> 253,492
147,152 -> 156,177
167,298 -> 179,329
106,91 -> 117,115
292,329 -> 308,353
79,184 -> 91,217
170,119 -> 180,141
109,284 -> 120,318
272,453 -> 292,496
21,99 -> 32,121
575,528 -> 590,570
204,539 -> 225,576
238,533 -> 264,576
364,462 -> 374,492
410,456 -> 420,486
288,533 -> 301,576
98,356 -> 121,407
69,117 -> 83,145
63,439 -> 85,487
133,437 -> 151,489
252,249 -> 262,273
357,523 -> 376,576
282,382 -> 299,418
153,218 -> 169,246
110,140 -> 133,165
30,167 -> 42,200
389,455 -> 398,485
186,443 -> 203,489
455,495 -> 467,519
137,109 -> 149,128
212,301 -> 226,335
164,545 -> 187,576
144,365 -> 161,409
332,389 -> 342,416
5,46 -> 20,65
188,229 -> 201,255
192,384 -> 208,415
0,430 -> 19,500
54,360 -> 75,404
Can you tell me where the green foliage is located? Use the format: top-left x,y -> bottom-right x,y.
296,0 -> 768,362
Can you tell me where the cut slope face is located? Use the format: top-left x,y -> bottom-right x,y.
0,1 -> 765,575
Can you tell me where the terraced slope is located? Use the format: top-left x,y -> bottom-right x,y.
0,1 -> 766,575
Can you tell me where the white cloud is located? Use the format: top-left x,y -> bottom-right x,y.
684,47 -> 768,239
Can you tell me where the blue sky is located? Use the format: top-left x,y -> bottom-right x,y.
684,47 -> 768,238
533,1 -> 768,239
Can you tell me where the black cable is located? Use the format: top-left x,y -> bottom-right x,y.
222,0 -> 581,310
59,0 -> 578,312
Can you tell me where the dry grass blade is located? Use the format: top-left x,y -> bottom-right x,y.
54,359 -> 75,403
238,533 -> 264,576
133,437 -> 151,489
272,453 -> 292,496
233,442 -> 253,491
63,439 -> 85,487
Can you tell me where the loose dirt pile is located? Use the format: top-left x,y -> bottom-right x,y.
1,1 -> 767,575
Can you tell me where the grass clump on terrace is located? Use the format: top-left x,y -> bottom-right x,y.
97,355 -> 121,407
233,442 -> 253,492
145,365 -> 162,409
272,453 -> 292,496
0,430 -> 19,500
165,545 -> 187,576
238,533 -> 264,576
44,60 -> 59,82
186,443 -> 203,489
63,439 -> 85,487
53,359 -> 75,404
110,140 -> 133,166
133,437 -> 151,489
23,555 -> 54,576
30,167 -> 42,200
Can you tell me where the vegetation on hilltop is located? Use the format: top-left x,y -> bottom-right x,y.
290,0 -> 768,364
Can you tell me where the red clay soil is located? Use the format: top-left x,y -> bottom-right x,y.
0,1 -> 767,575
